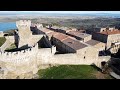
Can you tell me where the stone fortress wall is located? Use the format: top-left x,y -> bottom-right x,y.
0,20 -> 112,79
0,43 -> 38,64
16,20 -> 32,48
34,22 -> 111,68
0,43 -> 39,78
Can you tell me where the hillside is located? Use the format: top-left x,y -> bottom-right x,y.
0,15 -> 120,30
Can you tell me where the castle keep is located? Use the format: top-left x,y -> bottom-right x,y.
16,20 -> 32,48
0,20 -> 114,79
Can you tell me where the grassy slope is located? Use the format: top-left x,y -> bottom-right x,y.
0,37 -> 6,47
38,65 -> 113,79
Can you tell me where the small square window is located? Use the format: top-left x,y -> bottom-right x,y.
84,56 -> 85,59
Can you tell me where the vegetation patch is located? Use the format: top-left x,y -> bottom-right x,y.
38,65 -> 113,79
3,29 -> 16,36
5,43 -> 16,51
0,37 -> 6,47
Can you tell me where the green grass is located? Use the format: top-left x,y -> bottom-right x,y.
38,65 -> 113,79
5,43 -> 16,50
0,37 -> 6,47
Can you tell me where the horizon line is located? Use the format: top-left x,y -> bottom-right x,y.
0,11 -> 120,14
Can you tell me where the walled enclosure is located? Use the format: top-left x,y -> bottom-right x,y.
0,20 -> 111,79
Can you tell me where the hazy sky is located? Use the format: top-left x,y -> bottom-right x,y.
0,11 -> 120,14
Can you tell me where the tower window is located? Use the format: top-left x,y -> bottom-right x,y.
84,56 -> 85,59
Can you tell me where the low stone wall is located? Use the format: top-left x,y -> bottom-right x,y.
94,56 -> 111,68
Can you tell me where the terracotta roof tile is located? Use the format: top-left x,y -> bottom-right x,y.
98,29 -> 120,35
46,31 -> 59,37
62,38 -> 87,50
67,31 -> 90,38
86,39 -> 105,46
53,33 -> 69,41
41,28 -> 53,34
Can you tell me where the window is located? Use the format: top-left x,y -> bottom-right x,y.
84,56 -> 85,59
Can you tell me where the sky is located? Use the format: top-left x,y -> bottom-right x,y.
0,11 -> 120,14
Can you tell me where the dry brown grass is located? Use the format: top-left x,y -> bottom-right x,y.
93,71 -> 113,79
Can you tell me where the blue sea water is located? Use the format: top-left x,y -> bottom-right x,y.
0,22 -> 17,31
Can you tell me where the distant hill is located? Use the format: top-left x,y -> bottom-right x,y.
0,12 -> 120,18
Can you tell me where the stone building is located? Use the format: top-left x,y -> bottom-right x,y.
0,20 -> 111,79
86,39 -> 106,55
52,32 -> 99,58
30,23 -> 44,34
50,26 -> 77,34
93,27 -> 115,33
52,33 -> 69,52
39,28 -> 53,35
15,20 -> 43,49
92,27 -> 120,53
62,37 -> 88,53
46,31 -> 59,41
66,31 -> 92,42
52,33 -> 99,61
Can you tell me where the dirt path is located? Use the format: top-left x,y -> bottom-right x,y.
93,71 -> 111,79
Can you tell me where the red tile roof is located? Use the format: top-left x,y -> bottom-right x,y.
53,33 -> 69,41
86,39 -> 105,46
67,31 -> 90,38
98,29 -> 120,35
41,28 -> 53,34
46,31 -> 59,37
67,31 -> 81,35
62,38 -> 87,50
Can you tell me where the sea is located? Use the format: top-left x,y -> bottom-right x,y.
0,22 -> 17,31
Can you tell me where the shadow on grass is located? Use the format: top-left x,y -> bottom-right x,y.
90,64 -> 102,72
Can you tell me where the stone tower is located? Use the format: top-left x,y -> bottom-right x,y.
16,20 -> 32,48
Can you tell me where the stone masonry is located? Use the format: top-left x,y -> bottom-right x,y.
0,20 -> 111,79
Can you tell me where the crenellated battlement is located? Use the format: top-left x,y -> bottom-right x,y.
0,43 -> 38,56
16,20 -> 31,28
0,43 -> 38,64
16,20 -> 33,48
